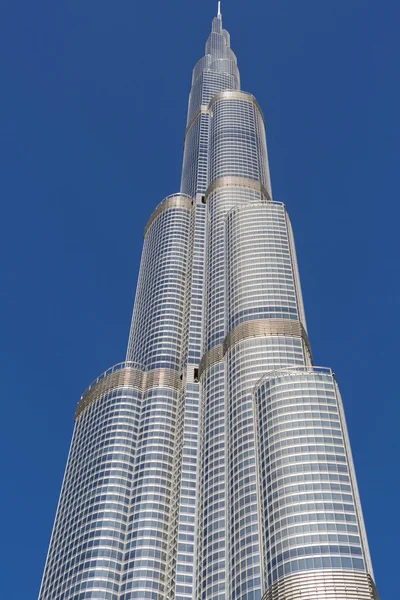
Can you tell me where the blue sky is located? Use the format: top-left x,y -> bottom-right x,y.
0,1 -> 398,597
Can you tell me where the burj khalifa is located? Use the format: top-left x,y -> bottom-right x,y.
38,6 -> 379,600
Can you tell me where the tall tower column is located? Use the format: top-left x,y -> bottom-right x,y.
38,8 -> 378,600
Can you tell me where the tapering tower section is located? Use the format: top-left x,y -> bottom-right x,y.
38,7 -> 378,600
181,8 -> 240,197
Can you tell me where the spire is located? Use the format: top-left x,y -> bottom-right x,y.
217,1 -> 221,18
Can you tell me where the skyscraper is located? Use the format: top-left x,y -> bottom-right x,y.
38,6 -> 379,600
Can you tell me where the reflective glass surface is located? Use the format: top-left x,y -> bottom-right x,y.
39,11 -> 376,600
255,369 -> 370,587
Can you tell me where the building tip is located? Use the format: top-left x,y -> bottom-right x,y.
217,1 -> 221,18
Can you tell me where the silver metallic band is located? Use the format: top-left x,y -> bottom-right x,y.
144,194 -> 192,237
208,89 -> 265,125
205,176 -> 271,201
75,365 -> 144,420
198,344 -> 224,378
254,365 -> 333,395
75,366 -> 182,420
199,319 -> 311,378
145,368 -> 181,391
185,90 -> 265,139
224,318 -> 310,354
262,571 -> 379,600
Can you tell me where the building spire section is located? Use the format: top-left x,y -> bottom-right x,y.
217,1 -> 222,18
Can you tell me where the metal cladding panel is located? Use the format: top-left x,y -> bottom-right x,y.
198,319 -> 310,379
262,571 -> 379,600
144,194 -> 192,237
75,362 -> 145,419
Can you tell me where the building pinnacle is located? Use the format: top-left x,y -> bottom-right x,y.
217,1 -> 221,18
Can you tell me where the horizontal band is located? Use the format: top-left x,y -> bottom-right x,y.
199,319 -> 311,379
75,365 -> 182,420
145,369 -> 181,391
224,318 -> 310,354
253,366 -> 333,397
185,90 -> 265,140
198,344 -> 224,378
144,194 -> 192,237
208,90 -> 265,125
205,176 -> 271,201
75,365 -> 145,420
262,571 -> 379,600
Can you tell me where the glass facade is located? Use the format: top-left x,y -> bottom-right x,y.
254,369 -> 373,585
38,8 -> 378,600
39,365 -> 144,600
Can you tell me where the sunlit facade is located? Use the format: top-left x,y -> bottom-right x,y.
38,8 -> 378,600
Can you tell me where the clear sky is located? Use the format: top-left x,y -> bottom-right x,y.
0,1 -> 398,598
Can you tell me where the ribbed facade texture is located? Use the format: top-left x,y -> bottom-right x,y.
38,9 -> 378,600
